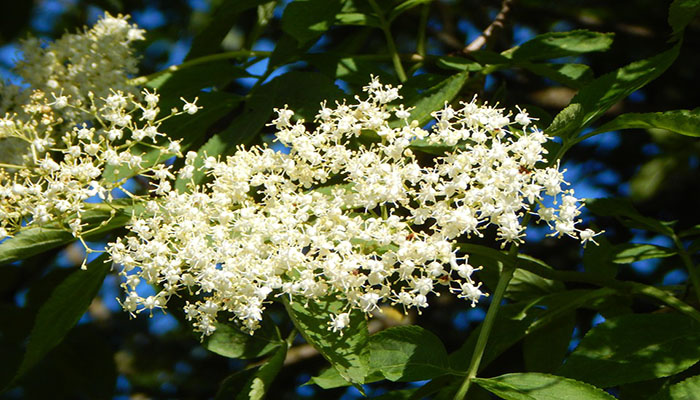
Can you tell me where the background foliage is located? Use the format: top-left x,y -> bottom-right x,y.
0,0 -> 699,399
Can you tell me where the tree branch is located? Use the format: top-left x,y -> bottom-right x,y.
463,0 -> 514,53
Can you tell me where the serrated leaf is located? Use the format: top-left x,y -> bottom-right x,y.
557,313 -> 700,387
11,254 -> 110,385
588,109 -> 700,138
284,296 -> 369,384
611,243 -> 676,264
585,198 -> 675,235
203,317 -> 282,360
548,44 -> 680,141
474,373 -> 616,400
502,30 -> 614,61
669,0 -> 700,38
369,325 -> 452,382
281,0 -> 343,46
650,374 -> 700,400
214,342 -> 287,400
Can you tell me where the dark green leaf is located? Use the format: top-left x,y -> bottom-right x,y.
12,254 -> 110,383
585,198 -> 675,235
650,374 -> 700,400
588,109 -> 700,138
474,373 -> 616,400
669,0 -> 700,37
203,317 -> 282,359
434,56 -> 484,72
545,103 -> 583,139
583,235 -> 618,279
611,243 -> 676,264
397,71 -> 470,127
284,296 -> 369,383
186,0 -> 270,60
388,0 -> 433,22
369,325 -> 453,382
502,30 -> 614,61
523,313 -> 575,373
214,342 -> 288,400
557,313 -> 700,387
146,60 -> 250,99
281,0 -> 343,46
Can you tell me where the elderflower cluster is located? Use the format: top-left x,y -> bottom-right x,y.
0,13 -> 197,243
0,12 -> 145,167
108,76 -> 597,336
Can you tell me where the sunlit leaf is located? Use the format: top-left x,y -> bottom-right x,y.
474,373 -> 616,400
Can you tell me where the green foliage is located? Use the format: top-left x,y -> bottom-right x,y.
474,373 -> 616,400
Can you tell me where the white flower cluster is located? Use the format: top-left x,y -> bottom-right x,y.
0,12 -> 145,167
0,14 -> 196,245
107,77 -> 596,336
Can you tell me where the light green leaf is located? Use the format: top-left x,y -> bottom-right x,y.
12,254 -> 110,384
650,374 -> 700,400
284,296 -> 369,384
502,30 -> 614,61
281,0 -> 343,45
214,342 -> 288,400
589,109 -> 700,138
474,373 -> 616,400
545,103 -> 583,139
669,0 -> 700,37
334,12 -> 380,27
557,313 -> 700,387
522,63 -> 593,89
203,318 -> 282,360
611,243 -> 676,264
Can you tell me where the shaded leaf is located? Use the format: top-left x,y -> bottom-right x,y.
474,373 -> 616,400
284,296 -> 369,383
557,313 -> 700,387
502,30 -> 614,61
650,374 -> 700,400
522,63 -> 593,89
203,317 -> 282,359
669,0 -> 700,37
397,71 -> 470,127
583,235 -> 618,279
611,243 -> 676,264
281,0 -> 343,46
12,254 -> 110,383
589,109 -> 700,138
585,198 -> 675,236
146,60 -> 250,99
214,343 -> 287,400
523,313 -> 575,373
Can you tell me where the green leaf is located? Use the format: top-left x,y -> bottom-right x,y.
588,109 -> 700,138
369,325 -> 453,382
11,254 -> 110,384
450,289 -> 614,371
502,30 -> 614,61
650,374 -> 700,400
397,71 -> 470,127
522,63 -> 593,89
611,243 -> 676,264
434,56 -> 484,72
214,342 -> 288,400
281,0 -> 343,46
548,44 -> 680,140
334,12 -> 380,27
585,198 -> 675,236
203,317 -> 282,359
474,373 -> 616,400
0,201 -> 138,266
583,235 -> 618,279
523,313 -> 576,373
284,296 -> 369,384
146,61 -> 250,99
669,0 -> 700,38
388,0 -> 433,22
557,313 -> 700,387
186,0 -> 270,60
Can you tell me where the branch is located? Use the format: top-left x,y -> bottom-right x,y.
463,0 -> 514,53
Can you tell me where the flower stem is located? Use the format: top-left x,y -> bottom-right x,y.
455,246 -> 518,400
368,0 -> 407,82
